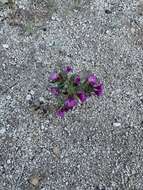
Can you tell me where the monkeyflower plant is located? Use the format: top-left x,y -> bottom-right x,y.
49,66 -> 104,118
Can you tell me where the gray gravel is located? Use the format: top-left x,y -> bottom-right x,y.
0,0 -> 143,189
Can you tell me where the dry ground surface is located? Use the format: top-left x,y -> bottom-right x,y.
0,0 -> 143,189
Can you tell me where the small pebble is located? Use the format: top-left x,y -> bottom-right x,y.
106,30 -> 111,35
39,97 -> 45,104
26,94 -> 32,101
7,159 -> 11,164
2,63 -> 6,68
2,44 -> 9,49
90,6 -> 94,10
29,176 -> 40,186
0,127 -> 6,135
42,27 -> 47,31
30,90 -> 35,95
7,95 -> 11,100
131,27 -> 136,34
65,181 -> 68,185
41,124 -> 45,130
51,16 -> 56,20
105,9 -> 112,14
95,186 -> 100,190
53,144 -> 60,159
113,122 -> 121,127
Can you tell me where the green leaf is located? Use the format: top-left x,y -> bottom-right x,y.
57,82 -> 65,89
59,71 -> 67,81
67,83 -> 77,95
57,98 -> 64,107
70,74 -> 77,81
80,82 -> 93,93
25,21 -> 34,35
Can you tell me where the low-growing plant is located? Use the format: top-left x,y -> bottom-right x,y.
8,0 -> 15,9
24,21 -> 35,35
73,0 -> 81,7
31,0 -> 57,19
49,66 -> 104,118
71,0 -> 81,10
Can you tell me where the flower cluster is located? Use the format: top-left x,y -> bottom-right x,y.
49,66 -> 104,118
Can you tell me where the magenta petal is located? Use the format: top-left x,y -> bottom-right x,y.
50,87 -> 60,96
65,97 -> 78,108
56,106 -> 70,118
74,75 -> 80,85
94,83 -> 104,96
49,72 -> 59,81
62,106 -> 70,112
87,74 -> 97,85
56,109 -> 65,118
77,91 -> 87,103
64,66 -> 73,73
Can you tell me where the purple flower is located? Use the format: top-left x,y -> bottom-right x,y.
56,109 -> 65,118
50,87 -> 60,96
74,75 -> 80,85
49,72 -> 59,81
56,106 -> 69,118
77,91 -> 87,103
64,66 -> 73,73
65,97 -> 78,109
94,83 -> 104,96
87,74 -> 97,85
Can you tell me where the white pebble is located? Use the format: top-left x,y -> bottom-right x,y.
39,97 -> 45,103
9,175 -> 13,178
7,95 -> 11,100
30,90 -> 35,95
41,124 -> 45,130
106,30 -> 111,34
2,63 -> 6,68
0,127 -> 6,135
51,16 -> 56,20
113,123 -> 121,127
3,44 -> 9,49
90,6 -> 94,10
131,27 -> 135,34
7,159 -> 11,164
26,94 -> 32,101
65,182 -> 68,185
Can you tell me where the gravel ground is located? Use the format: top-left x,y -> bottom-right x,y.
0,0 -> 143,189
